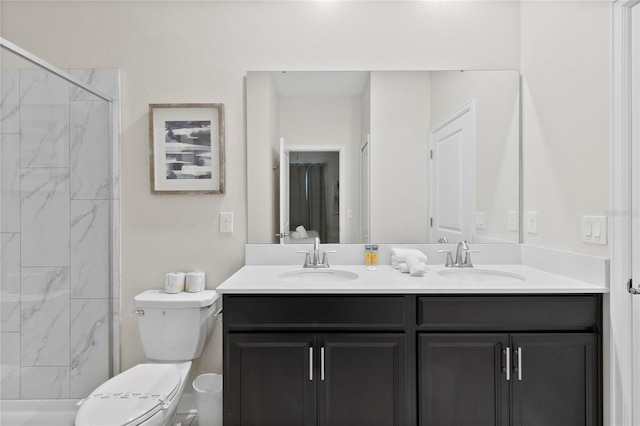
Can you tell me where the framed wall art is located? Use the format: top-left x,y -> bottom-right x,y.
149,103 -> 225,194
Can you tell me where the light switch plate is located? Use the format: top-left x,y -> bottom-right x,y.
527,211 -> 538,235
582,215 -> 607,245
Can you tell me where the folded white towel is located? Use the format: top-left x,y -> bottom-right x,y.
296,225 -> 309,239
391,257 -> 427,275
406,254 -> 427,277
399,263 -> 411,273
390,248 -> 428,263
391,255 -> 405,269
392,255 -> 428,268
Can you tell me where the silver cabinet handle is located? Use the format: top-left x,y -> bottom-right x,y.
505,347 -> 511,381
309,347 -> 313,381
516,347 -> 523,381
321,347 -> 325,381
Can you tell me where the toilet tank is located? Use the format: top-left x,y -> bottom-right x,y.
134,290 -> 220,362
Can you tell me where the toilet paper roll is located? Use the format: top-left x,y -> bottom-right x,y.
185,272 -> 205,293
165,272 -> 186,293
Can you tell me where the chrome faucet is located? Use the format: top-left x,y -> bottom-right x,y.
297,237 -> 336,268
455,241 -> 469,266
313,237 -> 321,266
438,240 -> 476,268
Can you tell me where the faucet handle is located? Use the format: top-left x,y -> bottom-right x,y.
437,250 -> 455,267
462,249 -> 479,268
296,250 -> 311,268
321,250 -> 337,267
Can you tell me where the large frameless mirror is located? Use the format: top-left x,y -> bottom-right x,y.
247,70 -> 520,245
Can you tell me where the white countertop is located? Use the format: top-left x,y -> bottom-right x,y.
216,264 -> 609,294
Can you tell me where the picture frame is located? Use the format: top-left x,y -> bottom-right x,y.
149,103 -> 225,194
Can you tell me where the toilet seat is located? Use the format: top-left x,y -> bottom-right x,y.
75,363 -> 182,426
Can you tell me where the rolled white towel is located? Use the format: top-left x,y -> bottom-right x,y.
291,231 -> 300,239
296,225 -> 309,239
391,248 -> 427,263
406,254 -> 427,277
406,255 -> 427,277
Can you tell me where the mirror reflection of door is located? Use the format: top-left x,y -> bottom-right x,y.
278,138 -> 290,244
361,139 -> 370,243
288,151 -> 340,243
430,101 -> 475,243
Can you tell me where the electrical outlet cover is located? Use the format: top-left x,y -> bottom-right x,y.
527,211 -> 538,235
508,211 -> 518,232
220,212 -> 233,233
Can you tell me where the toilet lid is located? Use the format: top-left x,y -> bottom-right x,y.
75,364 -> 181,426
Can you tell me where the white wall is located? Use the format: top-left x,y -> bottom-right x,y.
3,0 -> 613,379
430,70 -> 520,243
369,71 -> 431,243
269,77 -> 281,242
247,72 -> 279,244
520,1 -> 610,257
360,76 -> 372,243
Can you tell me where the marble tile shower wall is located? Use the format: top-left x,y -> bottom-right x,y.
0,68 -> 120,400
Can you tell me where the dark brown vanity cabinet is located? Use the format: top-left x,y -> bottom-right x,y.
223,295 -> 411,426
419,333 -> 599,426
223,294 -> 601,426
417,296 -> 602,426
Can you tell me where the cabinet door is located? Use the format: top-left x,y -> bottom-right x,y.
418,333 -> 510,426
510,333 -> 599,426
226,334 -> 316,426
317,334 -> 408,426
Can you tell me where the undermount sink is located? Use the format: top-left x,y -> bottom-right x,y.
278,268 -> 359,283
437,268 -> 526,283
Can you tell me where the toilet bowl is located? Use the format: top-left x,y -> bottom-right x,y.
75,290 -> 220,426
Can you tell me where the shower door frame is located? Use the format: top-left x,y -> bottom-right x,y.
0,37 -> 119,380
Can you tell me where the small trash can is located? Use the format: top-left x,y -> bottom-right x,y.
193,373 -> 223,426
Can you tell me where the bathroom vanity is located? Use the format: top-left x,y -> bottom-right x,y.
217,263 -> 605,426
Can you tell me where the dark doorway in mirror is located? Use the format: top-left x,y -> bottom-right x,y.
289,151 -> 339,243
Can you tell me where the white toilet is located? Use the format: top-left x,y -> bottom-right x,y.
75,289 -> 220,426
